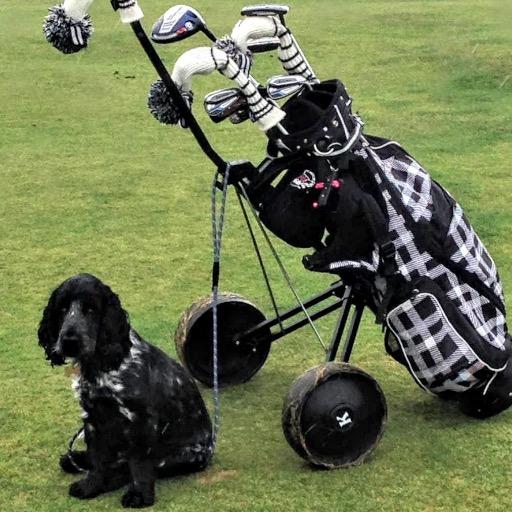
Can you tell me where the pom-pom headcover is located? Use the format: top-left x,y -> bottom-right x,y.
43,4 -> 93,54
148,80 -> 193,127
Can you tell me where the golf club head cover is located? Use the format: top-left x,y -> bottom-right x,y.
169,46 -> 284,131
219,55 -> 285,131
111,0 -> 144,24
147,46 -> 222,127
215,36 -> 253,76
277,27 -> 316,81
147,80 -> 193,127
231,16 -> 316,80
43,0 -> 94,54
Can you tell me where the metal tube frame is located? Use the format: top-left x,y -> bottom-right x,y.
126,16 -> 367,365
129,21 -> 227,171
238,281 -> 367,363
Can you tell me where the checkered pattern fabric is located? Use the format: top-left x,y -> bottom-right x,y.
351,142 -> 508,393
380,154 -> 433,223
387,292 -> 492,393
445,204 -> 504,302
329,246 -> 380,273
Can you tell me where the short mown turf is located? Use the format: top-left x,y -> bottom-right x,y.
1,1 -> 511,510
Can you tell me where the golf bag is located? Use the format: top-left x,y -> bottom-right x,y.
255,79 -> 512,417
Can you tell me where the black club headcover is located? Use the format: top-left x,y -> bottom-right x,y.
148,79 -> 193,128
43,4 -> 93,54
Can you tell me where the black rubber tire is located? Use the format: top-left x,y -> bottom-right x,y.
174,293 -> 271,387
282,362 -> 387,468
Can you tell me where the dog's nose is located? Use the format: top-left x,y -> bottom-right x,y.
59,333 -> 81,357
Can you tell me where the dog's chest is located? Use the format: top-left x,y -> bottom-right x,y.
73,372 -> 136,422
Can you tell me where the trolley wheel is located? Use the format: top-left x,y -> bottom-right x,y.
282,362 -> 387,469
175,293 -> 271,387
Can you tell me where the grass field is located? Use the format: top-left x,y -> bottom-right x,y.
1,0 -> 511,510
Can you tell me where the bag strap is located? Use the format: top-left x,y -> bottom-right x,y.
356,186 -> 409,322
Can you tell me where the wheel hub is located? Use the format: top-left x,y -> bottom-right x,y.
331,405 -> 354,433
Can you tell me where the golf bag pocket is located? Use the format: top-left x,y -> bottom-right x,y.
386,278 -> 508,394
259,166 -> 325,248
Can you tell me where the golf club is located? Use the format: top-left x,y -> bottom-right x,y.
234,7 -> 316,81
151,5 -> 216,44
241,4 -> 290,23
203,75 -> 308,124
204,88 -> 249,124
267,74 -> 308,100
241,4 -> 290,52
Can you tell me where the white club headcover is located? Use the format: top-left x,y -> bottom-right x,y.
231,15 -> 316,81
62,0 -> 94,20
277,30 -> 316,81
62,0 -> 143,24
171,46 -> 285,131
116,0 -> 144,24
220,59 -> 285,131
172,47 -> 228,93
231,16 -> 280,53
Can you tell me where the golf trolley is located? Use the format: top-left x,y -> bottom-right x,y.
147,5 -> 387,469
42,0 -> 389,469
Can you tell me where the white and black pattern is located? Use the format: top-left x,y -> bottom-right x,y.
380,190 -> 432,280
377,175 -> 509,353
387,292 -> 497,393
114,0 -> 143,24
215,36 -> 253,76
329,245 -> 380,273
379,154 -> 433,222
445,203 -> 504,301
147,80 -> 193,126
43,5 -> 93,55
276,28 -> 316,81
117,0 -> 136,8
439,273 -> 507,351
348,144 -> 509,393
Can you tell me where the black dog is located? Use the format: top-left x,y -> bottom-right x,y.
38,274 -> 213,508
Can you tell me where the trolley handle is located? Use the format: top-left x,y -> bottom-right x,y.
171,46 -> 285,132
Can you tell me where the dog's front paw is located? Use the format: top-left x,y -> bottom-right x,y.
69,476 -> 103,499
121,487 -> 155,508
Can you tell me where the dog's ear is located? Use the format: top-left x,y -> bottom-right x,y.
38,286 -> 66,366
97,283 -> 131,369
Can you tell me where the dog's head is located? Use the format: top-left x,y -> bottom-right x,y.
38,274 -> 131,370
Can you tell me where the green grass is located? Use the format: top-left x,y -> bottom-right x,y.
1,0 -> 512,510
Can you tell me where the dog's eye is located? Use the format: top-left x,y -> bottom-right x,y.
85,306 -> 96,314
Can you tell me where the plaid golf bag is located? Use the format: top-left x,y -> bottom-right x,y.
256,80 -> 512,417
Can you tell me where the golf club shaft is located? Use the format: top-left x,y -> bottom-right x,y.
130,21 -> 226,170
202,25 -> 217,42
